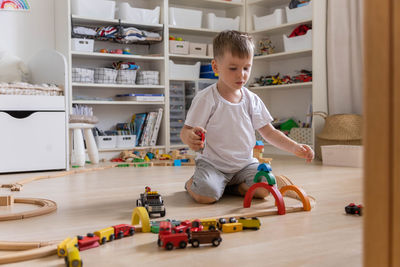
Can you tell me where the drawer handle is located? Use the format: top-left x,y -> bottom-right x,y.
2,111 -> 36,119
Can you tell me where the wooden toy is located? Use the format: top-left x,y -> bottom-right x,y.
94,227 -> 115,244
158,221 -> 188,250
136,187 -> 166,217
221,223 -> 243,233
113,224 -> 135,238
238,217 -> 261,230
243,182 -> 286,215
131,207 -> 151,233
280,184 -> 311,211
253,141 -> 272,164
189,230 -> 222,247
0,197 -> 57,221
57,237 -> 77,257
345,203 -> 363,216
65,245 -> 82,267
199,218 -> 218,230
254,171 -> 276,185
0,244 -> 58,265
0,195 -> 13,206
76,233 -> 99,251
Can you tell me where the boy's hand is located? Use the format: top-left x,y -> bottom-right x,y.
181,126 -> 206,151
293,144 -> 314,163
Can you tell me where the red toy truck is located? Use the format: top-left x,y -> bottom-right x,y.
158,221 -> 188,250
113,224 -> 135,239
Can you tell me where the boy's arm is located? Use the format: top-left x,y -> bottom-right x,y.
180,125 -> 206,151
257,123 -> 314,163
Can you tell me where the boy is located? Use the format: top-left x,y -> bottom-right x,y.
180,30 -> 314,204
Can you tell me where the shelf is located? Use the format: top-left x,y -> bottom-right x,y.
169,78 -> 218,82
249,19 -> 312,35
71,15 -> 164,31
170,144 -> 189,149
253,49 -> 312,61
169,0 -> 243,9
247,0 -> 290,7
99,145 -> 166,152
169,54 -> 213,61
168,26 -> 220,36
72,83 -> 165,89
249,82 -> 312,90
71,51 -> 164,61
72,100 -> 165,105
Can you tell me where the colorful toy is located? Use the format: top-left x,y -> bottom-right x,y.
65,245 -> 82,267
110,49 -> 123,54
113,224 -> 135,238
99,49 -> 108,53
123,48 -> 132,54
76,233 -> 100,251
238,217 -> 261,230
131,207 -> 151,233
199,218 -> 218,231
253,141 -> 272,164
94,227 -> 115,244
158,221 -> 188,250
57,237 -> 78,257
345,203 -> 363,216
254,163 -> 276,185
189,230 -> 222,247
258,38 -> 275,55
221,223 -> 243,233
136,187 -> 166,217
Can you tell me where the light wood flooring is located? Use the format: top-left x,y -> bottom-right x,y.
0,156 -> 363,267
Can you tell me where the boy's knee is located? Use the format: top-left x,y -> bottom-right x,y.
191,193 -> 217,204
186,177 -> 220,203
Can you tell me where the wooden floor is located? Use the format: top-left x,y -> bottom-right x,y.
0,156 -> 363,267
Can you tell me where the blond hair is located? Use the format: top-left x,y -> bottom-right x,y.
213,30 -> 254,59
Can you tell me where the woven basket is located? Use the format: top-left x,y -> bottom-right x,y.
314,112 -> 363,159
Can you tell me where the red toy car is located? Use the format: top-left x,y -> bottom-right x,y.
77,233 -> 100,251
113,224 -> 135,239
158,221 -> 188,250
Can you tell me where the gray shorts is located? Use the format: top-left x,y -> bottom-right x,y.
186,159 -> 260,200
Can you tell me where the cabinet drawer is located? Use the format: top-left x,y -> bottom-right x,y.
0,111 -> 66,173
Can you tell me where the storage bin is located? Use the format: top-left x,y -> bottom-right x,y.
72,67 -> 94,83
169,40 -> 189,55
253,9 -> 285,31
116,135 -> 136,148
71,0 -> 116,20
200,72 -> 218,79
117,3 -> 160,24
288,128 -> 312,144
169,60 -> 201,80
95,136 -> 117,149
206,13 -> 240,31
283,30 -> 312,52
136,71 -> 159,85
71,38 -> 94,52
285,1 -> 312,23
116,69 -> 137,84
189,43 -> 207,56
169,7 -> 202,28
0,111 -> 66,173
94,68 -> 117,84
321,145 -> 363,168
207,44 -> 213,57
170,81 -> 185,97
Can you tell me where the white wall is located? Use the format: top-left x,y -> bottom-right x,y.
0,0 -> 55,61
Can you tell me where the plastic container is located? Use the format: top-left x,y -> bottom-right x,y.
71,38 -> 94,52
136,71 -> 159,85
253,9 -> 285,31
283,30 -> 312,52
116,135 -> 136,148
285,1 -> 312,23
321,145 -> 363,167
169,40 -> 189,55
71,0 -> 116,20
117,3 -> 160,24
206,13 -> 240,31
169,7 -> 203,28
72,68 -> 94,83
94,68 -> 117,84
95,136 -> 117,149
169,60 -> 201,80
116,70 -> 137,84
189,43 -> 207,56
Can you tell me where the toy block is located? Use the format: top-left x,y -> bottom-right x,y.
174,159 -> 182,166
257,163 -> 272,172
0,196 -> 14,206
243,182 -> 285,215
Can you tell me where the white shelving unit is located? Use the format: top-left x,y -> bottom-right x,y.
55,0 -> 326,158
246,0 -> 327,155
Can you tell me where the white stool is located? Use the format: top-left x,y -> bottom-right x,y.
69,123 -> 99,166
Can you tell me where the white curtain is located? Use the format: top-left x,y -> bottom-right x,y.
326,0 -> 363,115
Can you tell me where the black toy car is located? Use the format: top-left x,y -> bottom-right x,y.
345,203 -> 362,216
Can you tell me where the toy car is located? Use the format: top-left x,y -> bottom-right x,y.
137,187 -> 166,217
238,217 -> 261,230
345,203 -> 362,216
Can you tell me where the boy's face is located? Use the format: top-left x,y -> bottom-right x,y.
212,51 -> 253,90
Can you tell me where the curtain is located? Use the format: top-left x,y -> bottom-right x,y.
326,0 -> 363,115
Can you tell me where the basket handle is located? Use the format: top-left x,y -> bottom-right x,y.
313,111 -> 328,119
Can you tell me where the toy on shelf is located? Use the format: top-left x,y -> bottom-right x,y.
258,38 -> 275,55
345,203 -> 363,216
136,187 -> 166,217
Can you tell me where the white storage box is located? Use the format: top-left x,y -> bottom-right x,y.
190,43 -> 207,56
288,128 -> 312,144
253,9 -> 285,31
71,0 -> 116,20
71,38 -> 94,52
207,44 -> 213,57
283,30 -> 312,52
321,145 -> 363,168
169,40 -> 189,55
169,7 -> 202,28
286,1 -> 312,23
136,71 -> 159,85
95,136 -> 117,149
0,111 -> 66,173
117,3 -> 160,24
206,13 -> 240,31
169,60 -> 201,80
94,68 -> 117,84
116,70 -> 137,84
116,135 -> 136,148
72,67 -> 94,83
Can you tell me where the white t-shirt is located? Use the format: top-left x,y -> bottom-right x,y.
185,83 -> 273,173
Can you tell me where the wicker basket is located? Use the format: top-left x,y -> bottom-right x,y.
314,112 -> 363,160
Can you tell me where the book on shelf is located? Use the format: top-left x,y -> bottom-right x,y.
132,113 -> 147,146
139,111 -> 158,146
150,108 -> 163,146
115,94 -> 165,102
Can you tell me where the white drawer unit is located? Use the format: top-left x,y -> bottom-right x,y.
0,111 -> 67,173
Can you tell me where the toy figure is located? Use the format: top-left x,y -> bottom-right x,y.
258,38 -> 275,55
